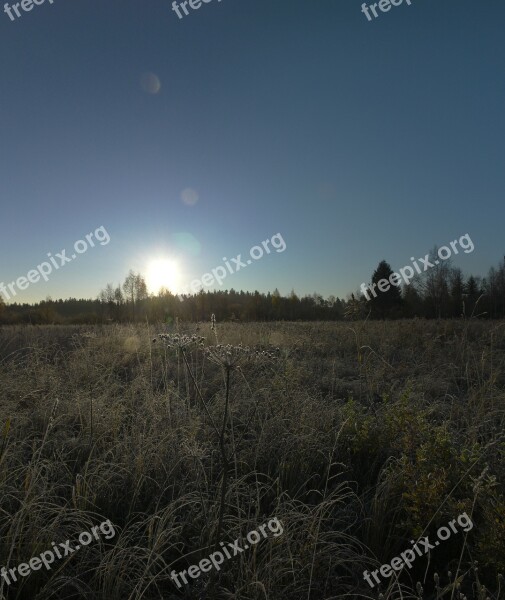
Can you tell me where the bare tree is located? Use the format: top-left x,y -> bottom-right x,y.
123,270 -> 148,320
412,246 -> 451,318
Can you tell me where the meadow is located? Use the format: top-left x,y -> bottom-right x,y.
0,319 -> 504,599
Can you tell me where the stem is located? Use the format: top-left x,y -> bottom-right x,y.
89,391 -> 93,447
180,349 -> 220,436
216,366 -> 231,544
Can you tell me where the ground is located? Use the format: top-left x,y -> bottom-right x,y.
0,320 -> 503,599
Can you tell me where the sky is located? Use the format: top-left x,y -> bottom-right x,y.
1,0 -> 504,303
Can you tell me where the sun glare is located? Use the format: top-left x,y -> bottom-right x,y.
146,258 -> 181,294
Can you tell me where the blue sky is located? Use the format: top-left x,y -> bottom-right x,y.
1,0 -> 504,303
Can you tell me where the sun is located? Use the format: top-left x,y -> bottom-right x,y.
146,258 -> 181,294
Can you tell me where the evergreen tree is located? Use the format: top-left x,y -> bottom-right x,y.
369,260 -> 402,319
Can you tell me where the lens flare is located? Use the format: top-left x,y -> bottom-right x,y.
140,72 -> 161,94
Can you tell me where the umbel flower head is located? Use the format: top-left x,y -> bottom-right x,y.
204,343 -> 279,369
154,333 -> 205,350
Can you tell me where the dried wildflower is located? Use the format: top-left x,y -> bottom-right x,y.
211,313 -> 216,331
154,333 -> 205,350
205,343 -> 279,369
50,398 -> 59,419
48,397 -> 60,429
344,293 -> 368,320
434,572 -> 441,594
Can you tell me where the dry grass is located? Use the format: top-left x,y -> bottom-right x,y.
0,319 -> 504,599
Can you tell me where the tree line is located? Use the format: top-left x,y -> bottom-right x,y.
1,254 -> 504,324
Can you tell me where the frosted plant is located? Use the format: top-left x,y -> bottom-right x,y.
48,397 -> 60,430
204,343 -> 279,370
210,313 -> 218,344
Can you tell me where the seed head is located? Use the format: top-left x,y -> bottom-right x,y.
155,333 -> 205,350
205,343 -> 279,369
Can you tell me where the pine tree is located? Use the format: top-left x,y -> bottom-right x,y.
370,260 -> 402,319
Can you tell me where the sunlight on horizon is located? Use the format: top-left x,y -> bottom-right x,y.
146,258 -> 181,294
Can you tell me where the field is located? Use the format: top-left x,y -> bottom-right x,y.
0,319 -> 504,600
